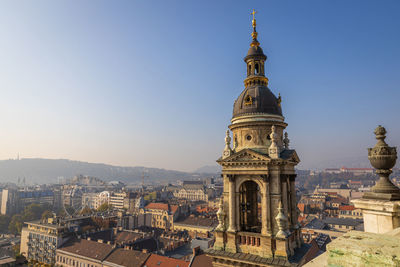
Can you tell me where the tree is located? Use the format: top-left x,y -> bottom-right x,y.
9,215 -> 23,235
80,206 -> 93,215
0,215 -> 11,233
97,203 -> 112,212
41,210 -> 53,221
22,203 -> 50,221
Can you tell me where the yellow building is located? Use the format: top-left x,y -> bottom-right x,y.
144,203 -> 180,230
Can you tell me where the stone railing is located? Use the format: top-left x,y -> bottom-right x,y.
237,232 -> 261,247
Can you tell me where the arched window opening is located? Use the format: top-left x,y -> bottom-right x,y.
248,64 -> 252,76
239,181 -> 261,233
255,63 -> 259,75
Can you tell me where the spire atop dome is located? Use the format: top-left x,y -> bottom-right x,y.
250,9 -> 260,47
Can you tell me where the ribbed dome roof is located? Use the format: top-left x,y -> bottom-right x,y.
245,46 -> 267,61
232,85 -> 282,118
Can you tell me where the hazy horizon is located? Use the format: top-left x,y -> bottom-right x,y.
1,1 -> 399,172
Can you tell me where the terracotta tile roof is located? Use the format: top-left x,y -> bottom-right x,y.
104,248 -> 149,267
302,240 -> 322,264
297,203 -> 305,213
145,203 -> 179,215
191,253 -> 213,267
298,215 -> 307,223
145,203 -> 169,211
339,205 -> 355,211
58,239 -> 114,261
143,254 -> 189,267
170,205 -> 179,215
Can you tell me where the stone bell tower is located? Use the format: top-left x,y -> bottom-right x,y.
207,11 -> 302,266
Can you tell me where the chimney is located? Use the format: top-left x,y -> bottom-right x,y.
193,246 -> 200,256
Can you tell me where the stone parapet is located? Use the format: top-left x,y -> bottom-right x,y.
325,231 -> 400,267
352,198 -> 400,234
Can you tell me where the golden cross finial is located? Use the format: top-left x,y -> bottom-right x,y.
251,9 -> 257,20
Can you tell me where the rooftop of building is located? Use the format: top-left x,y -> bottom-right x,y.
322,217 -> 363,227
143,254 -> 189,267
115,230 -> 145,244
58,238 -> 114,261
144,202 -> 179,214
104,248 -> 149,267
174,215 -> 218,228
339,205 -> 356,211
190,253 -> 213,267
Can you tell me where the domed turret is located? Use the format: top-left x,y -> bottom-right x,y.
232,10 -> 282,120
229,11 -> 286,154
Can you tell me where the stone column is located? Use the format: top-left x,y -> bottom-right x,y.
261,175 -> 269,235
281,178 -> 288,230
227,175 -> 236,232
286,175 -> 292,228
289,175 -> 298,227
270,165 -> 281,236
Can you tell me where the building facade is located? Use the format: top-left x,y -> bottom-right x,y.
20,220 -> 70,265
173,181 -> 210,202
144,203 -> 180,231
1,189 -> 54,215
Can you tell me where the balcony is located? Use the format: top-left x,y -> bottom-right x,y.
237,232 -> 261,247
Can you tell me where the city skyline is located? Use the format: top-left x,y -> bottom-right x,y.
1,1 -> 400,172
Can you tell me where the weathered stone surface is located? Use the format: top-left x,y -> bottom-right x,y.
327,230 -> 400,267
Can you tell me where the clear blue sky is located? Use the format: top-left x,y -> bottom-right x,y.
0,1 -> 399,171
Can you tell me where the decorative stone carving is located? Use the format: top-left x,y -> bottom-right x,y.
216,197 -> 226,231
275,201 -> 288,238
268,125 -> 280,159
233,135 -> 238,152
283,132 -> 289,149
222,130 -> 233,159
363,125 -> 400,200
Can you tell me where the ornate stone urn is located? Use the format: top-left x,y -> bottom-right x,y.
364,125 -> 400,200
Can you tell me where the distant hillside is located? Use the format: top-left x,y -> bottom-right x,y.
0,158 -> 203,185
193,165 -> 221,174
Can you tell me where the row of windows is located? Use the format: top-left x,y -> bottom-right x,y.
329,224 -> 354,230
339,211 -> 361,216
29,233 -> 57,243
57,255 -> 97,267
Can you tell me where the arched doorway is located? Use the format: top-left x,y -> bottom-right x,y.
239,180 -> 261,233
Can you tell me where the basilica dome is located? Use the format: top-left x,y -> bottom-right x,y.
232,85 -> 282,118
